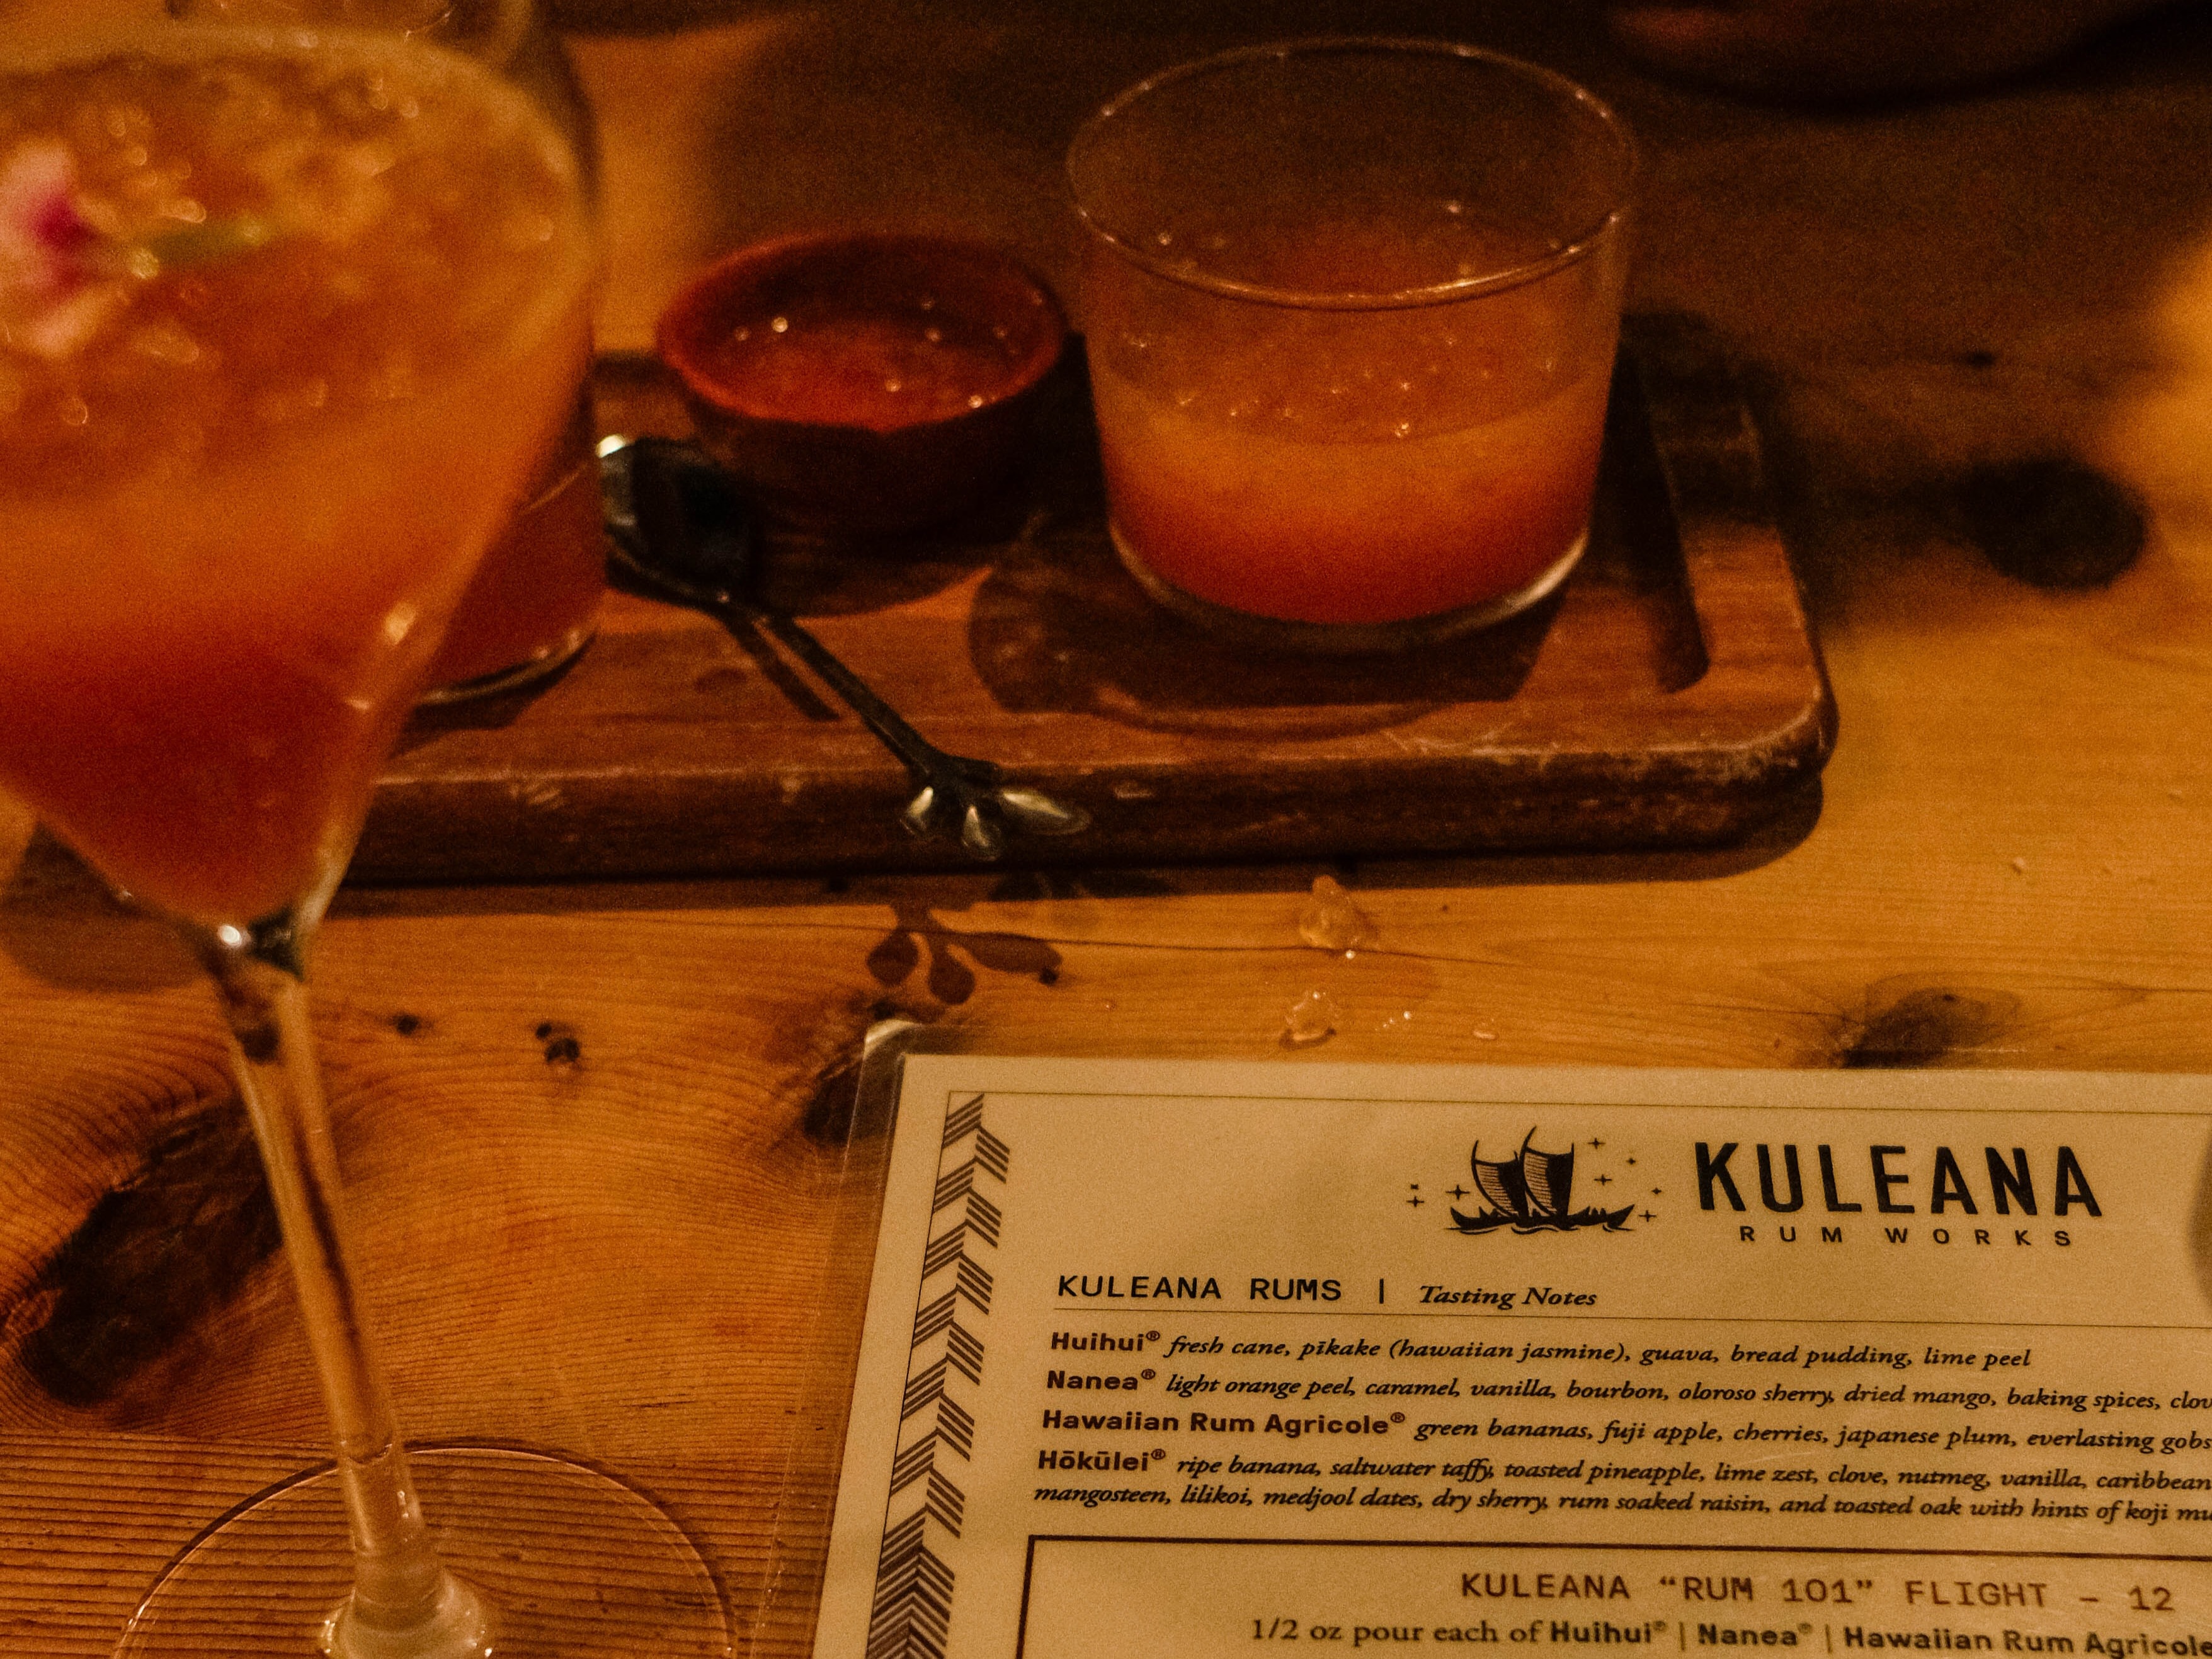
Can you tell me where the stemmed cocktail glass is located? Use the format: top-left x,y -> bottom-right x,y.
0,20 -> 729,1656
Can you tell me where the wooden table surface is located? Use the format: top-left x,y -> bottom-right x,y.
6,0 -> 2212,1650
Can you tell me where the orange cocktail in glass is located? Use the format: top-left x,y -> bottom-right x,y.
0,31 -> 590,921
1,23 -> 727,1656
1069,40 -> 1634,651
166,0 -> 612,705
421,392 -> 608,695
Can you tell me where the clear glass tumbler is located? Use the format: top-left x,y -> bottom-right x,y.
1068,38 -> 1634,653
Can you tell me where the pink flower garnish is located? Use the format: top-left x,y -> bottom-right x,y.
1,142 -> 120,359
0,142 -> 98,295
3,142 -> 276,360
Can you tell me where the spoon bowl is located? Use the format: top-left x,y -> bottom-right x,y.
601,436 -> 1091,859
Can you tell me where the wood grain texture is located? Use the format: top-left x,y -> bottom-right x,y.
4,0 -> 2212,1650
351,321 -> 1833,884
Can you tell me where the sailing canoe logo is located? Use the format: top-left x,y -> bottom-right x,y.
1449,1132 -> 1635,1234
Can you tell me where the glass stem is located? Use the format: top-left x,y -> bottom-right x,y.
189,909 -> 486,1653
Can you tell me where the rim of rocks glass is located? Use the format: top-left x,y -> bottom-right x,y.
1067,35 -> 1636,312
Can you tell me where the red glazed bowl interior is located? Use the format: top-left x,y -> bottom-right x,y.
656,231 -> 1067,534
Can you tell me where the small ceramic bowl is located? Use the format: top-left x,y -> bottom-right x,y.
656,231 -> 1068,535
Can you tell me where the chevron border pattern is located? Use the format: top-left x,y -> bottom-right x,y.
865,1093 -> 1006,1659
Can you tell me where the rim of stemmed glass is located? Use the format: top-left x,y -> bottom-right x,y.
0,18 -> 595,273
159,0 -> 533,75
1066,36 -> 1638,312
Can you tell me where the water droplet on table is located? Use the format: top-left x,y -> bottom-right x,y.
1284,989 -> 1340,1047
1298,874 -> 1376,952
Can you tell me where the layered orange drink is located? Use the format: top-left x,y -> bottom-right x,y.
1085,214 -> 1622,632
1069,40 -> 1634,648
0,26 -> 594,922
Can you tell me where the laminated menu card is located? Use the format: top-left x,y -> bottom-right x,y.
811,1055 -> 2212,1659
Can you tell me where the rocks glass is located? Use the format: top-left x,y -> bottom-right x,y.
1069,38 -> 1634,652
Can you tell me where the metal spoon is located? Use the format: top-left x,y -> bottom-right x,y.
600,435 -> 1090,860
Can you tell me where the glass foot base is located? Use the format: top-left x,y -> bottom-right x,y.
115,1445 -> 732,1658
417,625 -> 594,706
1112,528 -> 1588,655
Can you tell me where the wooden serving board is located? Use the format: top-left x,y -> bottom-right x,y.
353,312 -> 1835,884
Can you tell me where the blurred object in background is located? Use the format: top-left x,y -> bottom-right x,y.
1605,0 -> 2187,100
540,0 -> 754,31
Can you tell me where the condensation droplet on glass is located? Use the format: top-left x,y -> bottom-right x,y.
1299,874 -> 1376,952
923,326 -> 942,344
1444,199 -> 1464,216
884,378 -> 904,394
370,348 -> 416,402
130,322 -> 201,365
1393,421 -> 1411,438
966,393 -> 986,409
58,395 -> 90,428
1154,230 -> 1174,248
1382,1009 -> 1415,1032
770,316 -> 790,334
731,326 -> 751,343
1284,989 -> 1340,1047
